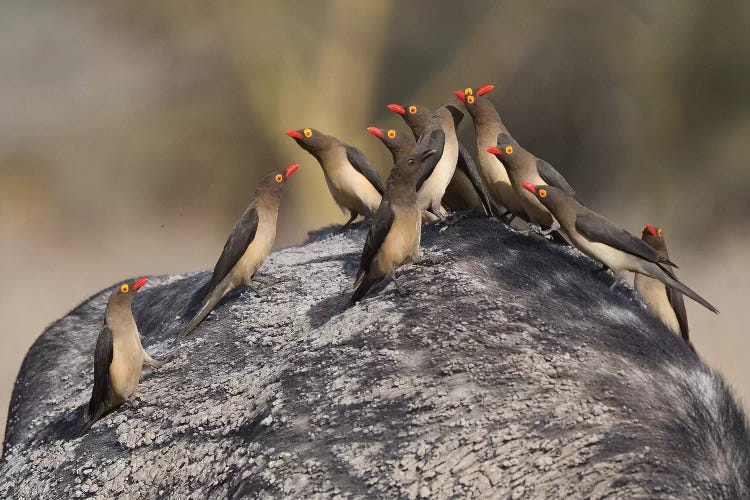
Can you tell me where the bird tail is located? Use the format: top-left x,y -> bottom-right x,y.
641,262 -> 718,314
176,281 -> 230,339
348,274 -> 376,308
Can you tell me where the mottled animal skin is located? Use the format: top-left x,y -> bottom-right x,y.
1,217 -> 749,498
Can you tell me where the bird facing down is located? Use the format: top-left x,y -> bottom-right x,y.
349,147 -> 439,306
78,278 -> 161,436
486,131 -> 575,229
177,165 -> 299,339
521,183 -> 718,314
387,102 -> 494,216
635,224 -> 694,350
286,128 -> 385,228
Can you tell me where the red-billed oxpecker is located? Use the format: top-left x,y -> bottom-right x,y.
349,147 -> 439,306
286,128 -> 385,228
177,165 -> 299,339
78,278 -> 160,436
521,183 -> 718,314
635,224 -> 694,351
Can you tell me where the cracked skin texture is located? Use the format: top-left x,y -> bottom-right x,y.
1,216 -> 749,498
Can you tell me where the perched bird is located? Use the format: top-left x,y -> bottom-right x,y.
455,85 -> 525,220
520,183 -> 718,313
286,128 -> 385,227
177,165 -> 299,339
367,126 -> 415,163
486,131 -> 575,229
635,224 -> 693,350
349,147 -> 439,306
78,278 -> 160,436
412,105 -> 463,218
387,102 -> 494,216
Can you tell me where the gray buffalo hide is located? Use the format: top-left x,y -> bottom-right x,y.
1,217 -> 748,498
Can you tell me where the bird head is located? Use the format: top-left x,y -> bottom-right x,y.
261,164 -> 299,193
110,278 -> 148,307
454,85 -> 494,118
386,103 -> 429,132
285,128 -> 330,154
367,126 -> 403,148
641,224 -> 668,251
485,132 -> 519,165
521,182 -> 560,209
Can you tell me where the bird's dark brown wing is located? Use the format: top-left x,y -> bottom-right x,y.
206,205 -> 259,291
456,143 -> 493,215
666,285 -> 690,342
537,159 -> 575,196
346,145 -> 386,194
575,212 -> 666,264
415,129 -> 445,191
88,325 -> 113,418
356,199 -> 395,280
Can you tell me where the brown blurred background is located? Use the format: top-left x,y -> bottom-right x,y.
2,0 -> 749,449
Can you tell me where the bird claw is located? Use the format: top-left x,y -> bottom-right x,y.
414,255 -> 447,267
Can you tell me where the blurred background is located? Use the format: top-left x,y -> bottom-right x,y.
2,0 -> 749,449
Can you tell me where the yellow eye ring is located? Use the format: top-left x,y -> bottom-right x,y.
387,129 -> 396,139
467,95 -> 475,104
505,145 -> 513,154
275,174 -> 283,183
539,189 -> 547,198
408,106 -> 417,115
303,128 -> 312,138
120,284 -> 129,293
657,228 -> 663,236
464,87 -> 473,96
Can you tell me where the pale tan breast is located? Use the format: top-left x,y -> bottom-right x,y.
577,239 -> 640,274
109,331 -> 144,402
634,274 -> 681,334
235,214 -> 278,286
373,207 -> 421,279
322,151 -> 382,216
475,126 -> 525,214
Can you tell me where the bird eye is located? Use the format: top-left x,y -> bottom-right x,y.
657,228 -> 663,236
539,189 -> 547,198
275,174 -> 283,183
467,95 -> 475,104
120,284 -> 129,293
303,128 -> 312,138
505,145 -> 513,154
407,159 -> 414,165
387,129 -> 396,139
464,87 -> 473,96
408,106 -> 417,115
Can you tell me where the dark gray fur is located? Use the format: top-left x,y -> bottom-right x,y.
1,218 -> 748,498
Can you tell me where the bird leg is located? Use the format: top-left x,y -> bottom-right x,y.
143,352 -> 163,369
413,254 -> 447,267
247,283 -> 267,298
340,211 -> 359,231
439,211 -> 471,230
390,275 -> 409,297
493,210 -> 515,225
592,265 -> 610,275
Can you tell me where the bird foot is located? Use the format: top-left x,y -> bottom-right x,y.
413,254 -> 448,267
438,212 -> 470,231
